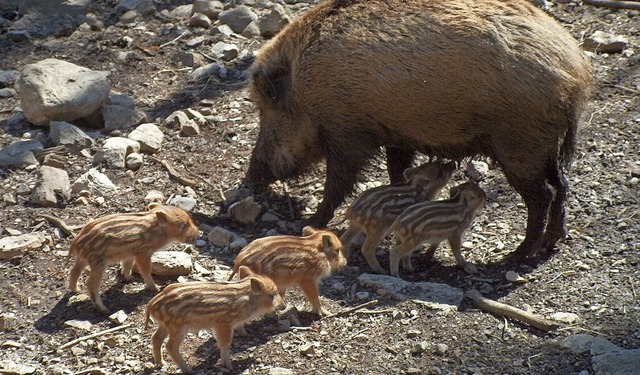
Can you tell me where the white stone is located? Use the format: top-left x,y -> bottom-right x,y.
16,58 -> 109,126
71,168 -> 118,197
31,166 -> 71,207
93,137 -> 140,168
128,123 -> 163,153
0,232 -> 47,260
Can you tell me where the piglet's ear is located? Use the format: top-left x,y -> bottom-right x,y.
238,265 -> 253,279
403,167 -> 417,182
147,202 -> 161,210
250,277 -> 266,294
155,210 -> 168,225
302,226 -> 317,236
321,235 -> 334,251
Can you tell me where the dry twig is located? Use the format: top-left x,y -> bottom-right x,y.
158,30 -> 189,49
584,0 -> 640,10
151,157 -> 198,187
38,214 -> 83,237
59,323 -> 132,350
467,289 -> 558,332
322,300 -> 379,319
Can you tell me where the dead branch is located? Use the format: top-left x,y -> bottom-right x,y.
151,157 -> 198,187
466,289 -> 559,332
583,0 -> 640,9
158,30 -> 189,49
70,369 -> 107,375
38,214 -> 83,237
322,300 -> 378,319
59,323 -> 132,350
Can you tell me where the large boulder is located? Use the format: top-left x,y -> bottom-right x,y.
16,59 -> 109,126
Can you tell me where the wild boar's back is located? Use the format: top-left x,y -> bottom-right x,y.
247,0 -> 594,261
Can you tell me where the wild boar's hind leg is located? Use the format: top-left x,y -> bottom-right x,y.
166,326 -> 191,373
386,147 -> 415,184
542,163 -> 569,251
503,171 -> 553,262
151,323 -> 169,366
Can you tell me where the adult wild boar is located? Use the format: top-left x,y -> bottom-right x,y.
245,0 -> 593,261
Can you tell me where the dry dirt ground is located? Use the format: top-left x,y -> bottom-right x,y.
1,1 -> 639,374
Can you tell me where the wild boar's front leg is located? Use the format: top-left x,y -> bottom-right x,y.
386,147 -> 415,184
309,149 -> 371,228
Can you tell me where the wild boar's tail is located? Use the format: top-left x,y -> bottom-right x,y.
559,115 -> 578,171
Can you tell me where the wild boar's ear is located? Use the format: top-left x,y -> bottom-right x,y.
147,202 -> 161,211
302,226 -> 317,236
238,265 -> 254,279
250,277 -> 267,294
252,68 -> 289,107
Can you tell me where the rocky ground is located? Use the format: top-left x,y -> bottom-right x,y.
0,0 -> 639,374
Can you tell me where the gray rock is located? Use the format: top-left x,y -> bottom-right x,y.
228,196 -> 262,225
259,4 -> 290,38
30,166 -> 71,207
466,160 -> 489,181
190,63 -> 222,83
180,120 -> 200,136
0,140 -> 42,168
218,5 -> 257,34
49,121 -> 94,152
189,12 -> 211,28
207,226 -> 236,247
0,232 -> 47,260
93,137 -> 140,168
145,251 -> 192,276
583,31 -> 628,54
241,20 -> 260,38
229,237 -> 248,251
164,110 -> 190,128
167,195 -> 197,211
119,9 -> 137,23
115,0 -> 155,16
144,190 -> 165,204
562,334 -> 640,375
71,168 -> 118,197
211,41 -> 239,61
7,30 -> 29,42
125,152 -> 143,170
169,4 -> 192,19
0,313 -> 16,331
357,273 -> 464,310
193,0 -> 223,19
261,212 -> 279,222
0,360 -> 36,374
16,58 -> 109,126
550,312 -> 580,324
128,123 -> 164,153
0,87 -> 16,98
102,104 -> 147,132
211,24 -> 234,37
106,93 -> 136,109
0,70 -> 20,88
185,36 -> 205,48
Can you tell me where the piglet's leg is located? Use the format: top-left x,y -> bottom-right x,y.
86,264 -> 109,313
135,255 -> 158,291
166,326 -> 191,373
449,235 -> 477,274
360,228 -> 388,275
121,258 -> 134,280
151,323 -> 169,367
389,241 -> 418,278
299,279 -> 328,316
68,259 -> 87,293
213,324 -> 234,370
